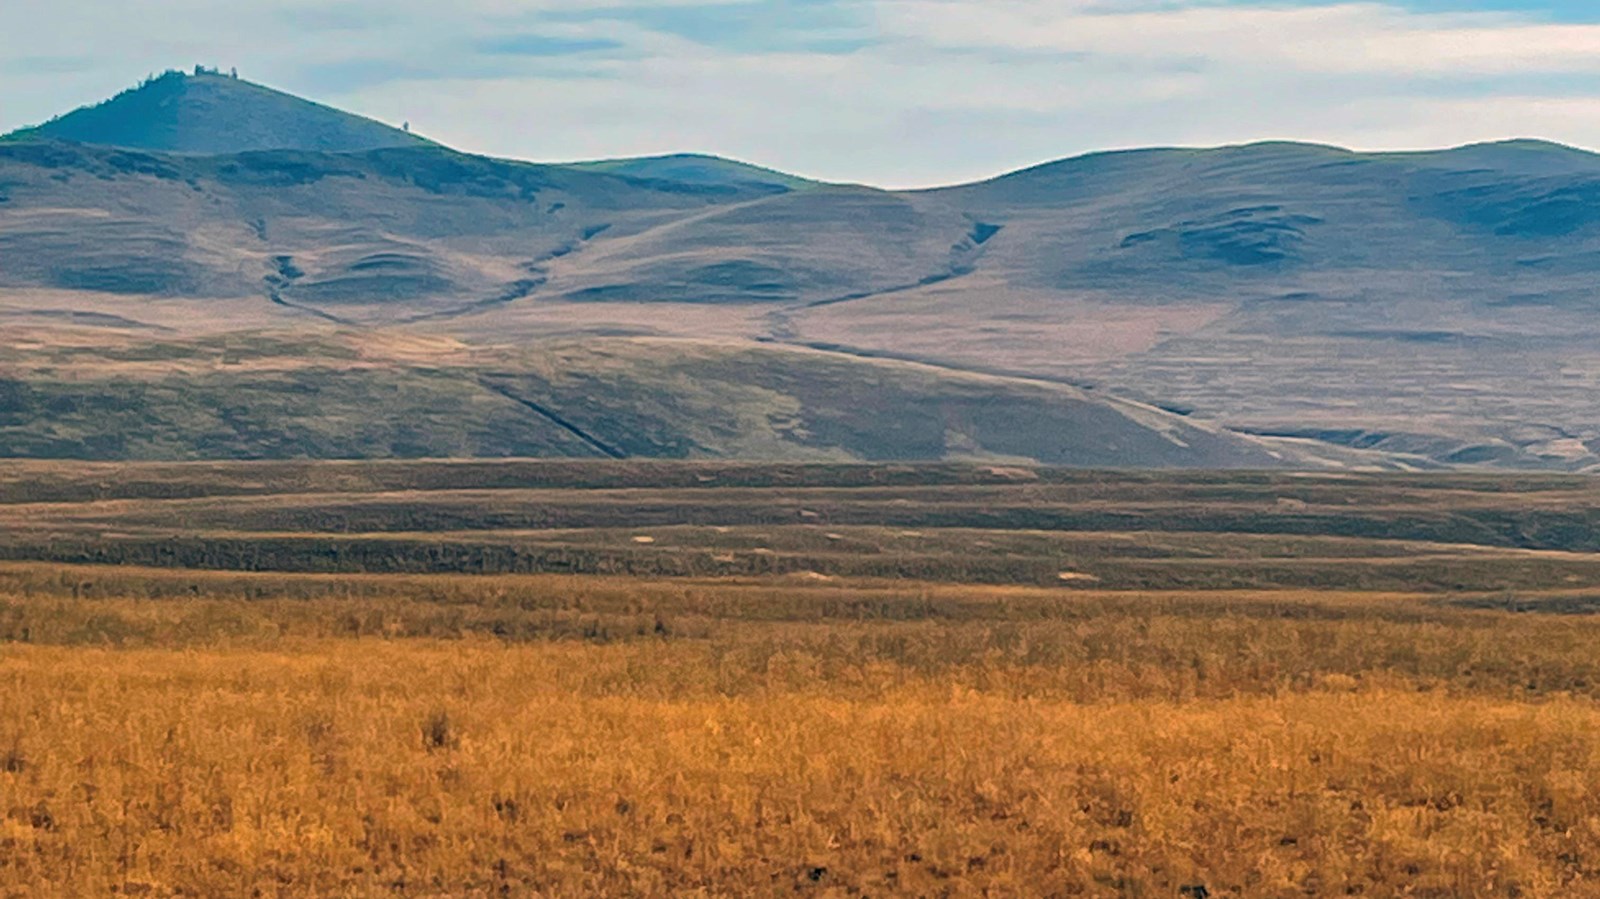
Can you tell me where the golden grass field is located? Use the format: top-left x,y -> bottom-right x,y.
4,565 -> 1600,897
7,463 -> 1600,896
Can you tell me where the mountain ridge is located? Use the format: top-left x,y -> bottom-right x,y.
6,75 -> 1600,470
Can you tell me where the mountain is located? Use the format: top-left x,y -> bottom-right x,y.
3,75 -> 1600,469
2,69 -> 427,154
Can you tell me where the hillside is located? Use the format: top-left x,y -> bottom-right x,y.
2,70 -> 427,154
0,327 -> 1408,469
0,140 -> 777,312
4,76 -> 1600,468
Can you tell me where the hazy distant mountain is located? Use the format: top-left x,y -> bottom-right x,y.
2,69 -> 428,154
4,75 -> 1600,469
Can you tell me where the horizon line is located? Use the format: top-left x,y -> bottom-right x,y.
6,68 -> 1600,192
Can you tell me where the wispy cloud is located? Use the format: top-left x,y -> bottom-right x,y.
476,35 -> 625,57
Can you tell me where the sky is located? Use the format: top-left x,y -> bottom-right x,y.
4,0 -> 1600,187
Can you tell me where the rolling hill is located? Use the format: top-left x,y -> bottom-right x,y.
3,74 -> 1600,468
566,153 -> 818,194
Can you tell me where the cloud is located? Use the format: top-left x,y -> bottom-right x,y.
476,35 -> 626,57
5,0 -> 1600,186
873,1 -> 1600,75
541,1 -> 876,53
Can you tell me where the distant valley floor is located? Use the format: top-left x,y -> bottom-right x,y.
5,459 -> 1600,593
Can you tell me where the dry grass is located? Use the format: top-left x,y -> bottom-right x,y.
4,566 -> 1600,896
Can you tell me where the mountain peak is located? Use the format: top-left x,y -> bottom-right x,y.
3,69 -> 428,155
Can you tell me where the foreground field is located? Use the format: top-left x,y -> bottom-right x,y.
5,463 -> 1600,896
4,565 -> 1600,896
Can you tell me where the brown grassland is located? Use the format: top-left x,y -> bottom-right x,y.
5,462 -> 1600,896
